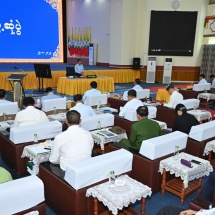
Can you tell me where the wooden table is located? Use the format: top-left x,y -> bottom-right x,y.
57,76 -> 114,96
86,175 -> 152,215
159,152 -> 213,205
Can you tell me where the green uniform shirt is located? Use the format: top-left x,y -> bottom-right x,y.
120,118 -> 163,150
0,167 -> 13,184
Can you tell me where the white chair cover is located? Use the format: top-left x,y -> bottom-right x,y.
42,98 -> 66,112
64,149 -> 133,190
124,106 -> 157,121
0,102 -> 19,115
80,113 -> 114,131
189,121 -> 215,142
10,121 -> 62,144
122,89 -> 150,101
139,131 -> 188,160
151,119 -> 167,130
193,83 -> 211,91
84,94 -> 107,106
180,99 -> 200,110
0,176 -> 44,215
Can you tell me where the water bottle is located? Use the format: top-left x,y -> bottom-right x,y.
34,133 -> 38,144
3,113 -> 6,122
97,121 -> 102,130
109,170 -> 115,186
37,98 -> 40,107
174,145 -> 180,159
97,101 -> 101,109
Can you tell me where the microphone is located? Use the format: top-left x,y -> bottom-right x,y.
14,66 -> 25,72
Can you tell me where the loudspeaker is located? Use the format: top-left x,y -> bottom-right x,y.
133,58 -> 140,70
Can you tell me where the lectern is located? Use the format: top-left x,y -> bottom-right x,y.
7,73 -> 27,109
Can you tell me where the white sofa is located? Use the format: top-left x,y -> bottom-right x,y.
10,121 -> 62,144
42,98 -> 66,112
64,149 -> 133,190
180,99 -> 200,110
84,94 -> 107,106
139,131 -> 188,160
193,83 -> 211,91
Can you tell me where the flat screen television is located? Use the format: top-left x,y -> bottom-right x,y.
148,11 -> 198,56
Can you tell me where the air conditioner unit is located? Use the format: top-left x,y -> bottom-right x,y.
146,57 -> 156,83
162,58 -> 173,84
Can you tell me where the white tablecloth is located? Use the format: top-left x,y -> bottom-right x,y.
21,143 -> 52,174
203,140 -> 215,156
24,212 -> 39,215
91,128 -> 127,150
187,110 -> 211,122
159,152 -> 213,189
197,93 -> 215,101
86,174 -> 152,215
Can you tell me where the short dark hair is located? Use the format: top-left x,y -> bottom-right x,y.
66,110 -> 81,125
77,59 -> 81,62
23,97 -> 35,107
135,78 -> 141,85
175,103 -> 187,113
73,94 -> 82,102
0,89 -> 6,99
210,74 -> 215,78
199,74 -> 205,78
90,81 -> 97,89
128,89 -> 137,98
166,84 -> 174,91
45,87 -> 53,93
136,106 -> 149,117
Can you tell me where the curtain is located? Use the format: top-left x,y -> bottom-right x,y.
200,44 -> 215,81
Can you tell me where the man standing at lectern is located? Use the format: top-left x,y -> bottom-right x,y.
0,89 -> 11,103
75,59 -> 84,75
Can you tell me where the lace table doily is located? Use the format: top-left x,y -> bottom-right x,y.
86,175 -> 152,215
21,144 -> 51,174
48,113 -> 66,122
197,93 -> 215,101
91,128 -> 127,150
159,152 -> 213,189
203,140 -> 215,156
187,110 -> 211,122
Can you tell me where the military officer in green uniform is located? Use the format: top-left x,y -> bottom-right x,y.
120,106 -> 163,150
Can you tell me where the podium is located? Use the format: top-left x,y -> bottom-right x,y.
7,74 -> 27,109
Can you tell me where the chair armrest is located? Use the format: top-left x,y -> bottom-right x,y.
189,196 -> 213,211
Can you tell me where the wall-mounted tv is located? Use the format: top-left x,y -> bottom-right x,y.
148,11 -> 198,56
0,0 -> 66,63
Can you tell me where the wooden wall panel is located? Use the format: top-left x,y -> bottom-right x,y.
140,66 -> 200,83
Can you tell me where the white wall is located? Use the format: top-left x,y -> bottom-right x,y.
67,0 -> 209,67
66,0 -> 111,64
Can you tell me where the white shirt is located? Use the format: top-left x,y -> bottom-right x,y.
49,125 -> 94,171
75,64 -> 84,74
163,91 -> 183,109
119,98 -> 143,117
132,85 -> 143,91
70,103 -> 96,119
14,106 -> 49,127
0,100 -> 11,103
196,208 -> 215,215
211,79 -> 215,88
83,89 -> 102,103
198,78 -> 207,84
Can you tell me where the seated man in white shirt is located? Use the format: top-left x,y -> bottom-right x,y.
14,97 -> 49,127
49,110 -> 94,171
119,89 -> 143,117
163,85 -> 183,109
0,89 -> 11,103
198,74 -> 207,84
210,74 -> 215,88
132,78 -> 143,91
83,81 -> 102,104
74,59 -> 84,75
70,94 -> 96,119
41,87 -> 62,103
